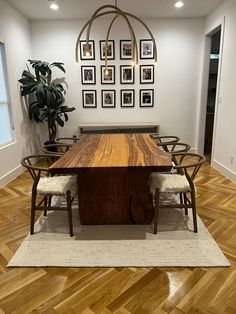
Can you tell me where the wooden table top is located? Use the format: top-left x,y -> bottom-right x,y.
49,133 -> 172,173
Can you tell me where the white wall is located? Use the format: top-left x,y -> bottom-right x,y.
30,18 -> 204,148
0,0 -> 38,187
203,0 -> 236,182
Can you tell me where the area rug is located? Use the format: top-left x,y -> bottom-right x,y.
8,203 -> 230,268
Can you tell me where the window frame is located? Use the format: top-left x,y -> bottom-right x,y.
0,39 -> 15,148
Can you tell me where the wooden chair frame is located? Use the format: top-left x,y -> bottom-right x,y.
56,137 -> 79,144
152,153 -> 206,234
150,135 -> 180,152
21,154 -> 76,236
42,143 -> 72,155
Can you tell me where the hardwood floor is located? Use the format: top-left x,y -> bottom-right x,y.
0,161 -> 236,313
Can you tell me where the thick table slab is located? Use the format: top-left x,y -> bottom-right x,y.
50,134 -> 172,224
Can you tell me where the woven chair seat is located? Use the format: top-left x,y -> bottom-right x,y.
149,173 -> 190,195
37,175 -> 77,197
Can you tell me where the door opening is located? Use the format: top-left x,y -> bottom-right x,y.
204,29 -> 221,160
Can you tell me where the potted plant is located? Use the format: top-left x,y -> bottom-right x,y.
19,59 -> 75,144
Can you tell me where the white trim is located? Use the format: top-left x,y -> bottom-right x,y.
0,41 -> 15,144
211,16 -> 226,161
211,160 -> 236,184
0,165 -> 23,188
197,16 -> 226,159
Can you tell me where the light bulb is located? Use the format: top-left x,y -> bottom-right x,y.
85,51 -> 90,57
175,1 -> 184,8
50,3 -> 59,10
105,69 -> 109,75
135,64 -> 139,68
131,61 -> 135,67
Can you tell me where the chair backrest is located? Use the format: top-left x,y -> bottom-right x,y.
157,142 -> 191,154
172,153 -> 206,184
151,135 -> 180,144
21,154 -> 61,182
56,137 -> 79,144
42,143 -> 72,155
157,135 -> 180,144
151,135 -> 180,153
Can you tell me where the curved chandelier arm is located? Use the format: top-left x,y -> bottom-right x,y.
75,4 -> 157,64
121,11 -> 158,62
75,9 -> 138,64
85,5 -> 139,65
104,13 -> 138,68
85,5 -> 123,49
75,10 -> 118,63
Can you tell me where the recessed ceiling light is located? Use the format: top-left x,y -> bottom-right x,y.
50,3 -> 59,10
175,1 -> 184,8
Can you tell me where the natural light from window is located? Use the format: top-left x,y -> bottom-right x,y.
0,42 -> 13,147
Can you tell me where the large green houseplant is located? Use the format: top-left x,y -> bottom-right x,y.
19,59 -> 75,143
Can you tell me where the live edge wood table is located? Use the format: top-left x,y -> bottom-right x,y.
49,134 -> 172,225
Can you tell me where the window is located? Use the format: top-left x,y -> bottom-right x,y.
0,42 -> 13,147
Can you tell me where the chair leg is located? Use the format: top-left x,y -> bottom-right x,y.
43,196 -> 47,217
184,193 -> 188,215
191,191 -> 198,233
67,191 -> 73,237
154,189 -> 160,234
30,191 -> 36,235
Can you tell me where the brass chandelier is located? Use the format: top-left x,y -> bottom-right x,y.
75,1 -> 157,71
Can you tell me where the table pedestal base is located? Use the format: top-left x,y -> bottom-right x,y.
77,169 -> 154,225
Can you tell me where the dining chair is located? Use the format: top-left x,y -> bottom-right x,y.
149,152 -> 206,234
21,154 -> 78,236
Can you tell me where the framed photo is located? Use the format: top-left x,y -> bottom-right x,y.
120,89 -> 135,108
80,40 -> 95,60
81,66 -> 96,84
140,65 -> 154,84
101,90 -> 116,108
100,40 -> 115,60
120,40 -> 132,59
140,89 -> 154,107
101,65 -> 115,84
82,90 -> 97,108
120,65 -> 134,84
140,39 -> 154,59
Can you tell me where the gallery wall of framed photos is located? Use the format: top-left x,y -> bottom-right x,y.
79,39 -> 155,109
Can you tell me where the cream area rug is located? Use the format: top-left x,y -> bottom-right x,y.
8,202 -> 230,268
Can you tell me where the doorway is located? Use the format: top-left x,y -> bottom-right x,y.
203,29 -> 221,160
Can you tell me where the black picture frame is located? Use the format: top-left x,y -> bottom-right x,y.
81,66 -> 96,85
82,90 -> 97,108
101,65 -> 115,84
80,40 -> 95,60
101,90 -> 116,108
120,89 -> 135,108
140,39 -> 154,59
100,40 -> 115,60
140,65 -> 154,84
120,65 -> 134,84
140,89 -> 154,107
120,40 -> 132,60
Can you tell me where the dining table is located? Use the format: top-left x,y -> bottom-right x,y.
49,133 -> 172,225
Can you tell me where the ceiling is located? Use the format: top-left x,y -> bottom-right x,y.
7,0 -> 225,20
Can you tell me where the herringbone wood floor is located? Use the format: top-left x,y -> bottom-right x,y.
0,161 -> 236,313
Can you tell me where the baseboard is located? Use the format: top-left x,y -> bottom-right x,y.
211,160 -> 236,183
0,165 -> 24,188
